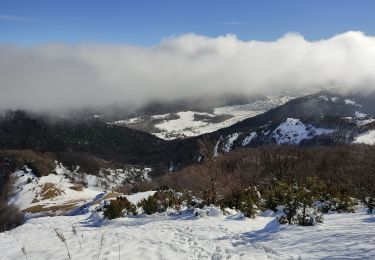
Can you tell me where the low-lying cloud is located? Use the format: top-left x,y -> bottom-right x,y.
1,31 -> 375,112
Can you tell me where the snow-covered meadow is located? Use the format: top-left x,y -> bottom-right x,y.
1,203 -> 374,260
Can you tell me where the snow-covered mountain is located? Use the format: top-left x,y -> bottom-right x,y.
208,91 -> 375,154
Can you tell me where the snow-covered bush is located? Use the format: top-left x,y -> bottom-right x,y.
220,187 -> 260,218
138,190 -> 189,214
138,196 -> 159,215
263,182 -> 289,212
154,190 -> 183,210
276,207 -> 323,226
364,197 -> 375,214
238,188 -> 261,218
275,177 -> 325,226
317,195 -> 356,213
103,196 -> 137,219
193,206 -> 222,218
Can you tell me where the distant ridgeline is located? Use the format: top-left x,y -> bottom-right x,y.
1,90 -> 375,176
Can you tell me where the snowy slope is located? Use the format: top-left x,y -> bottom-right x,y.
9,163 -> 152,214
55,163 -> 151,190
0,209 -> 374,260
9,167 -> 103,214
353,130 -> 375,145
215,118 -> 336,154
272,118 -> 335,144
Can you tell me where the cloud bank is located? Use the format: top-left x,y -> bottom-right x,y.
1,31 -> 375,112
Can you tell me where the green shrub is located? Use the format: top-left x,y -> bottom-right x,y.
318,193 -> 356,214
138,191 -> 187,215
138,196 -> 158,215
220,190 -> 242,210
275,177 -> 325,226
335,195 -> 356,213
154,190 -> 181,210
220,187 -> 260,218
103,197 -> 137,219
238,188 -> 260,218
263,182 -> 289,212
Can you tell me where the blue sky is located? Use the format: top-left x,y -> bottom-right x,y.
0,0 -> 374,45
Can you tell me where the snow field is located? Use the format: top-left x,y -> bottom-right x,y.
1,208 -> 374,260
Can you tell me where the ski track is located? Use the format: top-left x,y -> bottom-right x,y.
0,211 -> 374,260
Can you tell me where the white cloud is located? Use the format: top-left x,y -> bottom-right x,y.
1,31 -> 375,112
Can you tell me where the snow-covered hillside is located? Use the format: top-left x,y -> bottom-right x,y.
216,118 -> 336,154
8,163 -> 151,215
1,207 -> 374,260
353,130 -> 375,145
271,118 -> 334,144
113,96 -> 294,140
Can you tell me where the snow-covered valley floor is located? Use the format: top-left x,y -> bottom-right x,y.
1,209 -> 374,260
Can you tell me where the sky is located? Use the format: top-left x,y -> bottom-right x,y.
1,0 -> 375,46
1,1 -> 375,112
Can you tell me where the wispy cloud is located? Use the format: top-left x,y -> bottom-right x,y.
217,21 -> 242,25
0,14 -> 33,22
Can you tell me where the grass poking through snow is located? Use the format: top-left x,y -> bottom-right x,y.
54,228 -> 71,260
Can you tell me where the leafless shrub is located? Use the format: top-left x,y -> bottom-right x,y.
151,145 -> 375,203
0,203 -> 24,232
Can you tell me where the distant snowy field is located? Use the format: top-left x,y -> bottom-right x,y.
153,96 -> 294,140
113,96 -> 294,140
1,204 -> 374,260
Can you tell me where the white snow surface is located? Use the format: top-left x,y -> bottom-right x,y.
9,168 -> 103,212
353,130 -> 375,145
354,111 -> 367,119
56,163 -> 152,190
272,118 -> 335,144
1,208 -> 374,260
9,163 -> 152,213
345,98 -> 362,107
154,111 -> 209,139
152,96 -> 294,140
242,132 -> 257,146
223,133 -> 240,152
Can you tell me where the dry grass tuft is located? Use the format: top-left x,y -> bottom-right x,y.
54,228 -> 71,259
69,184 -> 85,191
23,203 -> 77,214
39,182 -> 64,200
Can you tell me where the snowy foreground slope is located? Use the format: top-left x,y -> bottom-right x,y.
1,203 -> 374,259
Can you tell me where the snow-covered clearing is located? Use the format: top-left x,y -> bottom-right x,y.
152,96 -> 294,140
1,209 -> 374,260
242,132 -> 257,147
272,118 -> 335,144
353,130 -> 375,145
